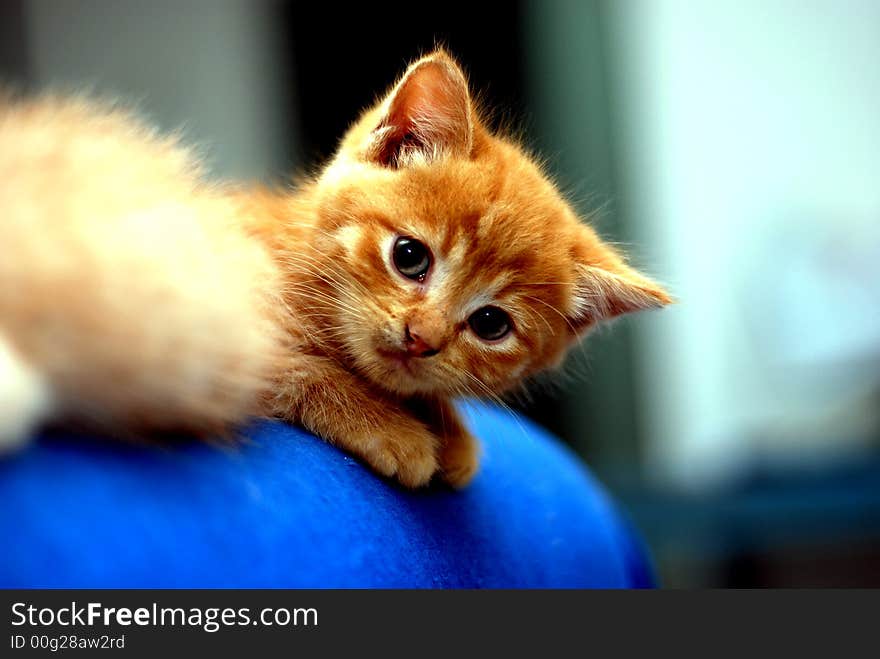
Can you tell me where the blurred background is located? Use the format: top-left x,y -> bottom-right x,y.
2,0 -> 878,587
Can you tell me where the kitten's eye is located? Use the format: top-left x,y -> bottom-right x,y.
468,306 -> 512,342
392,236 -> 431,281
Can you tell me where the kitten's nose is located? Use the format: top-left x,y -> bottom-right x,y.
404,325 -> 440,358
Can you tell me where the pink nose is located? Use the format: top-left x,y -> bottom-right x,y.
404,325 -> 440,358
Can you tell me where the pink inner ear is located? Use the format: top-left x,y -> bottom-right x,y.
372,58 -> 473,166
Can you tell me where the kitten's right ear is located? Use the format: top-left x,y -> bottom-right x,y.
363,51 -> 474,167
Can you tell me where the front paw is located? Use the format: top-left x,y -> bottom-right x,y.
358,419 -> 439,488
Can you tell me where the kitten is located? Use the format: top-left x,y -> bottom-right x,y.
0,51 -> 669,487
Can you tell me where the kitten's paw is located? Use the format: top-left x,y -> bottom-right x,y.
438,429 -> 480,489
360,422 -> 439,488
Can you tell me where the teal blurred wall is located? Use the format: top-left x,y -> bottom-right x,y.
524,0 -> 880,493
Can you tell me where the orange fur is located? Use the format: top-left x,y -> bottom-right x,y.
0,52 -> 669,487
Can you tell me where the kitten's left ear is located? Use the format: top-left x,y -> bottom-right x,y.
569,259 -> 672,335
364,51 -> 474,167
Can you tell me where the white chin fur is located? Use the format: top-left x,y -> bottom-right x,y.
0,333 -> 52,451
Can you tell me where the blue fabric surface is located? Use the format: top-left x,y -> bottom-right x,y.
0,402 -> 653,588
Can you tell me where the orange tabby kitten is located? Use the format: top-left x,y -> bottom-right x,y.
0,51 -> 669,487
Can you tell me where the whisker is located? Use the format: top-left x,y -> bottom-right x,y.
521,295 -> 578,336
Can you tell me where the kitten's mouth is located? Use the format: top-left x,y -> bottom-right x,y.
376,347 -> 417,374
372,345 -> 445,395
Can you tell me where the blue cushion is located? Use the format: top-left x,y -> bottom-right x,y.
0,401 -> 653,588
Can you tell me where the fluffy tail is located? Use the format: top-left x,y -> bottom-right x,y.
0,94 -> 284,441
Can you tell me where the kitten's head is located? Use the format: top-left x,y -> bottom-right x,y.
302,50 -> 670,397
